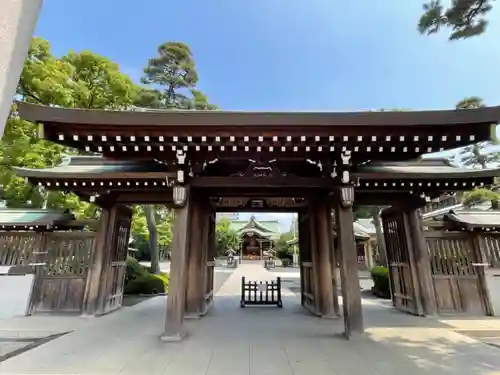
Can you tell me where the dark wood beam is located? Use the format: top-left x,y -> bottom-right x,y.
215,207 -> 306,213
191,176 -> 334,188
354,192 -> 418,206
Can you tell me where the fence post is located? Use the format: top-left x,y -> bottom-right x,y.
277,277 -> 282,307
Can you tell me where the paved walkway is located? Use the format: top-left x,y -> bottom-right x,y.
1,263 -> 500,374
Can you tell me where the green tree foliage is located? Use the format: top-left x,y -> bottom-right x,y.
274,231 -> 294,260
418,0 -> 494,40
130,206 -> 172,262
463,188 -> 500,206
141,42 -> 198,108
61,51 -> 138,109
215,218 -> 239,256
454,97 -> 500,169
456,96 -> 485,109
138,41 -> 216,110
353,205 -> 373,221
0,37 -> 137,216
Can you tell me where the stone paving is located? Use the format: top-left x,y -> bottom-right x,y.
1,263 -> 500,374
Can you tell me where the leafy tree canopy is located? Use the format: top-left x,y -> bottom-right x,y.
139,41 -> 216,110
463,188 -> 500,206
215,218 -> 240,256
419,0 -> 494,40
1,37 -> 138,216
453,97 -> 500,169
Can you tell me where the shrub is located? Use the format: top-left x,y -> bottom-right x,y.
125,256 -> 148,284
124,257 -> 169,295
370,266 -> 391,299
124,273 -> 168,295
281,259 -> 292,267
156,272 -> 169,291
276,247 -> 293,260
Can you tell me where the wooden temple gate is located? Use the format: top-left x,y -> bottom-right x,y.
32,231 -> 96,314
381,205 -> 438,317
417,211 -> 500,316
382,209 -> 422,315
12,101 -> 500,340
425,231 -> 487,315
383,207 -> 500,317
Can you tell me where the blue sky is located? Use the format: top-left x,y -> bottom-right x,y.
36,0 -> 500,111
34,0 -> 500,230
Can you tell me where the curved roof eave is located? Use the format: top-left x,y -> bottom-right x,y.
238,228 -> 273,238
17,101 -> 500,127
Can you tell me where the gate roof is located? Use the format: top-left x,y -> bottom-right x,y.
13,156 -> 500,207
17,102 -> 500,163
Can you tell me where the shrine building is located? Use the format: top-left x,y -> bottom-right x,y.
13,101 -> 500,341
228,216 -> 279,260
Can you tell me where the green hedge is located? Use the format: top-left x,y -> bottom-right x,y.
370,266 -> 391,299
125,256 -> 148,283
124,257 -> 169,295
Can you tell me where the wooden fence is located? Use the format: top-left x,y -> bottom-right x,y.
479,233 -> 500,269
0,231 -> 96,314
0,232 -> 38,266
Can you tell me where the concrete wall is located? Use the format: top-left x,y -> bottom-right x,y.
0,274 -> 34,318
485,269 -> 500,316
0,0 -> 43,134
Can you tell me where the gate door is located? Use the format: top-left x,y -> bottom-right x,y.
426,232 -> 486,315
103,205 -> 132,313
31,232 -> 96,314
382,210 -> 421,315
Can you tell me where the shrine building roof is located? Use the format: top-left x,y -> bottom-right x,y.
0,209 -> 81,230
444,211 -> 500,231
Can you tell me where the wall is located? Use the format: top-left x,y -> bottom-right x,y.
0,272 -> 34,318
485,269 -> 500,316
0,0 -> 42,134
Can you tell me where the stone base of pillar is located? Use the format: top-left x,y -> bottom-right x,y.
160,331 -> 187,342
342,331 -> 364,341
199,299 -> 213,316
302,304 -> 322,317
184,313 -> 200,320
320,313 -> 339,319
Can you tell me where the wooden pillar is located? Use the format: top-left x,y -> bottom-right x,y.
401,211 -> 424,316
315,204 -> 336,318
471,233 -> 494,316
198,201 -> 211,315
82,206 -> 114,316
185,196 -> 203,318
161,194 -> 191,342
326,208 -> 340,317
298,212 -> 307,307
365,240 -> 374,269
407,209 -> 437,316
308,206 -> 321,314
334,187 -> 363,337
26,231 -> 48,315
92,205 -> 132,316
207,211 -> 216,305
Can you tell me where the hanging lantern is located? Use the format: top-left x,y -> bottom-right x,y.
340,185 -> 354,208
173,185 -> 187,206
